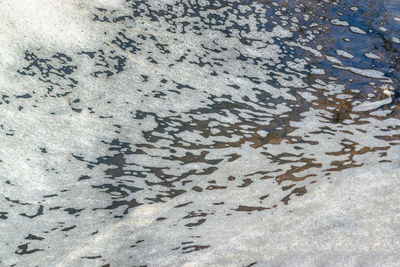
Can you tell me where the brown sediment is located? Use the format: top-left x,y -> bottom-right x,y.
185,219 -> 206,227
276,158 -> 322,184
233,205 -> 268,212
281,186 -> 307,205
325,138 -> 390,172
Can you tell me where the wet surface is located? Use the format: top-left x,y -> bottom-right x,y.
1,0 -> 400,266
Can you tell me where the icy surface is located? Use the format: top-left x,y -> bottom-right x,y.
1,0 -> 400,266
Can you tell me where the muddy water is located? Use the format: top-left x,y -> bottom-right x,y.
1,0 -> 400,266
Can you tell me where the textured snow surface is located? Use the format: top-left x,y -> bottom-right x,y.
1,0 -> 400,266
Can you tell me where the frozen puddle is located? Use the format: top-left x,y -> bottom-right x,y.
1,0 -> 400,266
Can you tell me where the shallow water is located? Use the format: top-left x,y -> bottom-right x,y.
1,0 -> 400,266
